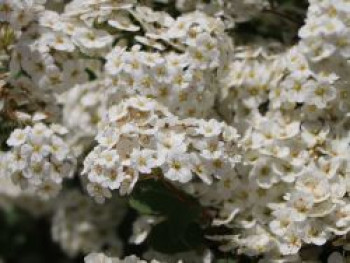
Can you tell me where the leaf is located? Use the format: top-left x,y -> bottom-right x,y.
129,180 -> 201,221
148,221 -> 204,254
129,198 -> 153,215
129,180 -> 204,254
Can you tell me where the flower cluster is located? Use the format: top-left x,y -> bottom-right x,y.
298,0 -> 350,116
58,79 -> 127,153
5,123 -> 76,199
83,96 -> 240,202
51,190 -> 127,257
222,45 -> 340,113
85,253 -> 160,263
0,0 -> 45,30
0,151 -> 53,215
299,0 -> 350,63
3,0 -> 232,120
185,42 -> 350,258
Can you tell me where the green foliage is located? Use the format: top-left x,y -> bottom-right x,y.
129,180 -> 205,254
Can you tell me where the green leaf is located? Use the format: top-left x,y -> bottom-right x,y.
129,198 -> 153,215
148,221 -> 204,254
129,180 -> 201,221
129,180 -> 204,254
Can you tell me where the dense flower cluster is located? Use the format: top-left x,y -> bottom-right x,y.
0,0 -> 45,29
1,0 -> 350,262
5,123 -> 76,199
300,0 -> 350,63
83,96 -> 240,202
2,0 -> 233,121
58,79 -> 122,154
185,45 -> 350,259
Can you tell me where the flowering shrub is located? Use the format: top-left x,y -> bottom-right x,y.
0,0 -> 350,262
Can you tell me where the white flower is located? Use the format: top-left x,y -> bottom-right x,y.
250,158 -> 279,189
195,138 -> 224,159
130,149 -> 160,174
72,28 -> 113,51
100,166 -> 125,190
30,123 -> 53,142
195,119 -> 222,137
190,154 -> 212,184
97,128 -> 120,149
50,136 -> 69,161
7,128 -> 28,146
162,151 -> 193,183
332,204 -> 350,228
278,227 -> 302,255
39,10 -> 61,30
7,151 -> 27,171
44,32 -> 75,52
308,84 -> 337,108
105,46 -> 126,76
281,77 -> 312,103
97,149 -> 119,168
36,179 -> 61,199
272,161 -> 301,183
288,192 -> 314,222
269,208 -> 294,237
302,220 -> 328,246
86,183 -> 112,204
156,132 -> 187,155
296,171 -> 330,203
